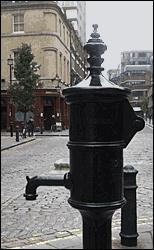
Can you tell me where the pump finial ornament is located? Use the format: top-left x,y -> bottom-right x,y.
92,24 -> 98,32
84,24 -> 107,85
90,24 -> 101,40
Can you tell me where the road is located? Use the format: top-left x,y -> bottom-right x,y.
1,125 -> 153,249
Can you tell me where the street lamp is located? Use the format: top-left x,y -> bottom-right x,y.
7,54 -> 14,137
40,112 -> 43,134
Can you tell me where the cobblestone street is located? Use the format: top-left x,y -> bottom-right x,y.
1,125 -> 153,249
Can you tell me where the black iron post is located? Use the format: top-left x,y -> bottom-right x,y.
7,54 -> 14,137
16,126 -> 19,142
24,25 -> 145,250
40,111 -> 43,134
70,31 -> 72,87
120,165 -> 138,247
25,125 -> 27,138
28,123 -> 30,137
10,64 -> 13,137
40,121 -> 43,134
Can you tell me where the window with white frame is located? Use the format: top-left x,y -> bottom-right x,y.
13,14 -> 24,32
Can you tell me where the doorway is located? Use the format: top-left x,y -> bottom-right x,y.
44,106 -> 53,130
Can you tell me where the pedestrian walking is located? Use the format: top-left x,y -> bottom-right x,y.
28,116 -> 34,137
51,115 -> 56,132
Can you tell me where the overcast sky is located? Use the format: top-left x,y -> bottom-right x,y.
86,1 -> 153,79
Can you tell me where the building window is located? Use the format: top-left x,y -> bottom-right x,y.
139,52 -> 146,57
138,61 -> 146,65
59,19 -> 61,37
132,91 -> 143,97
64,58 -> 66,82
71,58 -> 75,69
67,60 -> 69,83
63,26 -> 65,43
67,31 -> 69,47
13,14 -> 24,32
59,53 -> 62,79
132,81 -> 145,85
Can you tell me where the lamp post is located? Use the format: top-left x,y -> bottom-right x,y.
7,54 -> 13,137
40,112 -> 43,134
70,31 -> 72,87
55,75 -> 62,131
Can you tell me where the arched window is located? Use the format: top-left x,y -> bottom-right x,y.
43,47 -> 58,78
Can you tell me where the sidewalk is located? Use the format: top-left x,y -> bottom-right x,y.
1,130 -> 69,151
10,228 -> 153,249
1,129 -> 69,137
1,136 -> 36,151
145,118 -> 153,129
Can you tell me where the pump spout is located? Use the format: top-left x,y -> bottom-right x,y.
24,172 -> 71,200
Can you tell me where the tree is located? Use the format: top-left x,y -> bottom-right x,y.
7,43 -> 44,124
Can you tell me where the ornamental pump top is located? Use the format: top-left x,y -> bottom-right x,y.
24,25 -> 145,249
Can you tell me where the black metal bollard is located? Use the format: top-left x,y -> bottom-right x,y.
40,122 -> 43,134
10,121 -> 13,137
120,165 -> 138,246
16,126 -> 19,142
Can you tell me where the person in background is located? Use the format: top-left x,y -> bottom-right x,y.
51,115 -> 56,133
28,116 -> 34,136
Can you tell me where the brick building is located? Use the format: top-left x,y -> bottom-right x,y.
1,1 -> 88,131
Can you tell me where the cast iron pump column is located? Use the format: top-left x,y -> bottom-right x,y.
24,24 -> 145,249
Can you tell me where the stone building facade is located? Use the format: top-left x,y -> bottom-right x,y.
1,1 -> 88,131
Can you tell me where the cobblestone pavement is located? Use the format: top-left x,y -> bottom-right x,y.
1,125 -> 153,249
